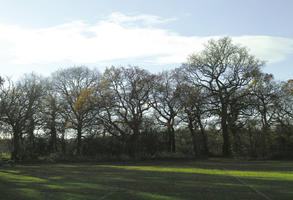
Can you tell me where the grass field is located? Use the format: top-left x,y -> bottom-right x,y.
0,158 -> 293,200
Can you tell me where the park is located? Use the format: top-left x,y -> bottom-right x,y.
0,1 -> 293,199
1,159 -> 293,200
0,36 -> 293,200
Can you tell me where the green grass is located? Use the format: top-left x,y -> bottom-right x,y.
0,159 -> 293,199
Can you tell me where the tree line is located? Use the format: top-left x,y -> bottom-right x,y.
0,37 -> 292,161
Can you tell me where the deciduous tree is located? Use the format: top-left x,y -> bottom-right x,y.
182,37 -> 263,156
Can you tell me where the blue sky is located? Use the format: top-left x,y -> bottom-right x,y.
0,0 -> 292,80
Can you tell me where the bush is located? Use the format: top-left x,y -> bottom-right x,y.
153,151 -> 194,160
0,153 -> 14,166
0,152 -> 11,160
38,153 -> 64,163
270,151 -> 293,160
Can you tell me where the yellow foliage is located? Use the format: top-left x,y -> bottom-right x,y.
249,79 -> 256,88
74,89 -> 96,114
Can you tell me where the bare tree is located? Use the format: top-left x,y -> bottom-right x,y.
176,82 -> 210,156
151,71 -> 181,153
98,66 -> 154,156
250,73 -> 281,156
40,79 -> 67,153
182,37 -> 263,156
0,74 -> 44,160
52,66 -> 101,155
278,79 -> 293,120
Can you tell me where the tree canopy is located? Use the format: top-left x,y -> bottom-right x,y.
0,37 -> 292,161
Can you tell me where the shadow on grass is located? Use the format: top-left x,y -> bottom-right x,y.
0,161 -> 292,200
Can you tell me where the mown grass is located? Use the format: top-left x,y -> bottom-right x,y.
0,159 -> 292,200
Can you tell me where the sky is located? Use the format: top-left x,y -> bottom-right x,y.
0,0 -> 292,81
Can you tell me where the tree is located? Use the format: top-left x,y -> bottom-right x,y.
182,37 -> 263,156
279,79 -> 293,120
40,79 -> 68,153
273,80 -> 293,156
52,66 -> 101,155
21,74 -> 45,156
0,74 -> 44,160
98,66 -> 154,157
177,82 -> 210,156
151,71 -> 181,153
249,74 -> 283,156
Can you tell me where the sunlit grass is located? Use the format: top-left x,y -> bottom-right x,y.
66,182 -> 106,190
55,164 -> 78,168
16,188 -> 42,199
129,190 -> 182,200
0,171 -> 47,183
100,165 -> 293,181
45,184 -> 66,189
48,176 -> 63,180
0,160 -> 292,200
0,169 -> 21,173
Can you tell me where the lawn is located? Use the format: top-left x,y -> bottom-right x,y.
0,159 -> 292,200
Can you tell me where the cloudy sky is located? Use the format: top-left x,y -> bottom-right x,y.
0,0 -> 292,80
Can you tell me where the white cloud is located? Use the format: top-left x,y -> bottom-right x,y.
107,12 -> 177,25
234,36 -> 293,63
0,12 -> 292,69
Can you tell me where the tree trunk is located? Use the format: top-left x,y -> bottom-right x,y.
232,130 -> 240,155
11,128 -> 21,161
28,118 -> 35,157
198,118 -> 209,155
128,126 -> 140,158
76,124 -> 82,155
166,119 -> 176,153
50,123 -> 57,153
188,120 -> 198,156
221,105 -> 231,156
260,107 -> 269,157
167,127 -> 172,153
128,134 -> 138,158
49,111 -> 58,153
61,130 -> 66,155
170,126 -> 176,153
261,125 -> 269,158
